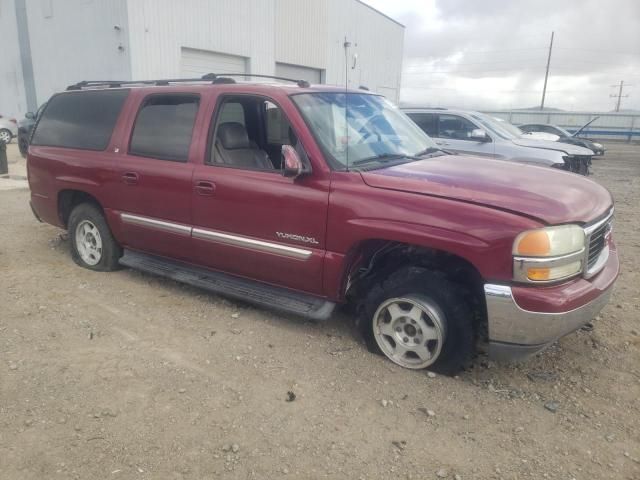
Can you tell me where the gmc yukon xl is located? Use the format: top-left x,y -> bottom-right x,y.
27,76 -> 618,374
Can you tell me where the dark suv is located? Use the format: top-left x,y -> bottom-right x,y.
27,76 -> 618,374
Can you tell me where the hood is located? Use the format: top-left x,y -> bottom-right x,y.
360,155 -> 612,225
511,137 -> 594,156
573,116 -> 599,137
521,131 -> 560,142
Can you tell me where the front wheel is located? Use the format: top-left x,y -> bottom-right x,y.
68,203 -> 122,271
359,267 -> 475,375
0,129 -> 12,144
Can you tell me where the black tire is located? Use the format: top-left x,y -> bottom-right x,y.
68,203 -> 122,271
18,138 -> 28,158
358,266 -> 475,375
0,129 -> 12,144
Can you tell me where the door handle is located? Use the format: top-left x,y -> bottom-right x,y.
435,141 -> 449,146
122,172 -> 139,185
194,180 -> 216,196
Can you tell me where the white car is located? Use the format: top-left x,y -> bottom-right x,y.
492,117 -> 560,141
0,115 -> 18,144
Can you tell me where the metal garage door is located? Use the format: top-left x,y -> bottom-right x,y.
180,48 -> 247,77
275,63 -> 323,84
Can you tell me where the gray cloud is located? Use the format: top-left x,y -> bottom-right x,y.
364,0 -> 640,111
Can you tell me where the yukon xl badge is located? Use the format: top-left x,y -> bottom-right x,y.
276,232 -> 319,245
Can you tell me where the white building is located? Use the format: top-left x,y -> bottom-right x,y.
1,0 -> 404,117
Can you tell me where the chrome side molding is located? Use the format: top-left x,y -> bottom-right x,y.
192,228 -> 312,260
121,213 -> 191,236
120,212 -> 312,261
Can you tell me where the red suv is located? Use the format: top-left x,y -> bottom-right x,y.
27,76 -> 618,374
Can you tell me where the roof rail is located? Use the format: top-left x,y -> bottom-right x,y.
66,73 -> 311,91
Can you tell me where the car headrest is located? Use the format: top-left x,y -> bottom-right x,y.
217,122 -> 250,150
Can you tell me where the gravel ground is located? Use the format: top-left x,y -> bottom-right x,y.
1,143 -> 639,479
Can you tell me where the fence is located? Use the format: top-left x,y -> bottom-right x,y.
483,110 -> 640,142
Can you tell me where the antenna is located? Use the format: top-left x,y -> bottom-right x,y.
344,37 -> 351,172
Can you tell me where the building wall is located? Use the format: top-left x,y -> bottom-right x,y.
126,0 -> 276,79
1,0 -> 403,117
325,0 -> 404,102
127,0 -> 403,100
0,0 -> 27,118
22,0 -> 131,109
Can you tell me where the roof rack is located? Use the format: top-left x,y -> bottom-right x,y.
66,73 -> 311,91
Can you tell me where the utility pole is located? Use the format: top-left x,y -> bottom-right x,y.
610,81 -> 631,112
540,31 -> 554,110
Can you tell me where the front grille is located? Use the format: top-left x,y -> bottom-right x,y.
587,223 -> 608,269
564,155 -> 592,175
584,211 -> 613,275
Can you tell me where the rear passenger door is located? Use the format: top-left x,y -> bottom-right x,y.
107,92 -> 200,262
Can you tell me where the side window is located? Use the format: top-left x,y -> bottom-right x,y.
265,101 -> 291,145
520,125 -> 534,133
438,114 -> 477,140
210,96 -> 302,172
218,102 -> 245,126
407,113 -> 437,137
31,90 -> 129,150
129,94 -> 199,162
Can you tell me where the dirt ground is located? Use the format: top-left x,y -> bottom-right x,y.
1,142 -> 639,480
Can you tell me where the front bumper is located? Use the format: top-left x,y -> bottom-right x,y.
485,243 -> 619,361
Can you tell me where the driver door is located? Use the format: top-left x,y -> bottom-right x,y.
190,94 -> 330,295
435,114 -> 495,157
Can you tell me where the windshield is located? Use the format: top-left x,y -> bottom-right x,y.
491,117 -> 525,137
469,112 -> 518,140
292,93 -> 438,170
555,125 -> 572,136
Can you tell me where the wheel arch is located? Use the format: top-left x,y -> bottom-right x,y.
57,189 -> 104,228
340,238 -> 488,342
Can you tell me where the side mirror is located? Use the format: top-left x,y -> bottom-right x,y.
282,145 -> 303,178
25,112 -> 35,120
469,128 -> 490,142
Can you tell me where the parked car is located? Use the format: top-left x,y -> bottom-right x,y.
17,103 -> 47,157
403,108 -> 595,175
492,116 -> 560,141
27,77 -> 618,374
0,115 -> 18,144
519,120 -> 606,156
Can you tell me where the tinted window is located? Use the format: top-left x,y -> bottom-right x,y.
31,90 -> 128,150
129,95 -> 199,161
438,114 -> 477,140
407,113 -> 437,137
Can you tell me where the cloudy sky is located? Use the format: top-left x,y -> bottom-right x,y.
363,0 -> 640,111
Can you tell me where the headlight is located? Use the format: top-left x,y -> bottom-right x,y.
593,143 -> 603,149
512,225 -> 586,282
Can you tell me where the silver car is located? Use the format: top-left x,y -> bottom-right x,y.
403,108 -> 594,175
0,115 -> 18,144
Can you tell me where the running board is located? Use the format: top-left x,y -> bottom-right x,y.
119,250 -> 336,321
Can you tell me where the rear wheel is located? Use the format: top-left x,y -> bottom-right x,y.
68,203 -> 122,271
359,267 -> 475,375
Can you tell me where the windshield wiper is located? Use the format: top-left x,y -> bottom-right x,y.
413,146 -> 445,157
352,147 -> 446,167
352,153 -> 414,166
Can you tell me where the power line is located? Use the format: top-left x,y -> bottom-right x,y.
610,80 -> 632,112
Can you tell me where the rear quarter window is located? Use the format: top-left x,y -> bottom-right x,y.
31,90 -> 129,150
